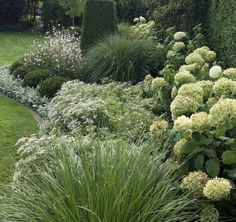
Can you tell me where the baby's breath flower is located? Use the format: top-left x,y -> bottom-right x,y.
174,115 -> 192,131
180,171 -> 209,197
191,112 -> 209,131
209,65 -> 222,79
200,204 -> 219,222
174,71 -> 196,86
150,119 -> 168,134
174,31 -> 187,41
213,77 -> 236,97
203,178 -> 232,201
222,68 -> 236,80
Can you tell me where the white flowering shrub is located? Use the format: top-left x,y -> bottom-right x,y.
0,66 -> 49,115
23,29 -> 82,77
43,80 -> 154,141
130,16 -> 156,40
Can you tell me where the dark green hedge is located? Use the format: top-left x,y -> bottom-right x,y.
0,0 -> 26,25
42,0 -> 71,30
207,0 -> 236,67
81,0 -> 117,51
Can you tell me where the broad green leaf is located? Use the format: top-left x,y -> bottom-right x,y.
225,138 -> 235,145
222,150 -> 236,165
193,154 -> 204,170
206,149 -> 217,159
226,169 -> 236,179
205,159 -> 220,177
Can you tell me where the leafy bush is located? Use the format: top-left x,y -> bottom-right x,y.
80,35 -> 166,83
1,138 -> 198,222
11,66 -> 29,79
44,80 -> 154,141
146,31 -> 236,218
38,76 -> 68,98
0,66 -> 49,114
207,0 -> 236,67
144,0 -> 207,40
23,69 -> 51,88
81,0 -> 117,51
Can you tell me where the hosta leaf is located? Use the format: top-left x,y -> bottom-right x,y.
205,159 -> 220,177
222,150 -> 236,165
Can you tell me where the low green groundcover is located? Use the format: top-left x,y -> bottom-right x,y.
0,96 -> 38,183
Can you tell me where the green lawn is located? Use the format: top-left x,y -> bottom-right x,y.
0,96 -> 38,182
0,32 -> 41,66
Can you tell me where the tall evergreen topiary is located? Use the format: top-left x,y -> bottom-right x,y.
81,0 -> 117,51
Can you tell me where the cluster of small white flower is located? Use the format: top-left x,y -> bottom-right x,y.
23,29 -> 82,75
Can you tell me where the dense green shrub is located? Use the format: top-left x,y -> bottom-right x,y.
144,0 -> 207,40
207,0 -> 236,67
41,0 -> 71,30
10,58 -> 25,74
11,66 -> 29,79
81,0 -> 117,51
23,69 -> 51,88
0,139 -> 198,221
80,35 -> 166,83
114,0 -> 147,22
38,76 -> 67,97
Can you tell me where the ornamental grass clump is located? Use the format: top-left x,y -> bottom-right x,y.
0,140 -> 198,222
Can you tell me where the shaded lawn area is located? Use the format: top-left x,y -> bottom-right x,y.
0,32 -> 41,66
0,96 -> 38,183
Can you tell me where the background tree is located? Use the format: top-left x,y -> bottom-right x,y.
58,0 -> 86,26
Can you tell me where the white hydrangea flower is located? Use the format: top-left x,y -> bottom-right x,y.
174,115 -> 192,131
209,65 -> 222,79
203,178 -> 232,201
174,31 -> 187,41
222,68 -> 236,80
173,42 -> 185,52
139,16 -> 146,23
185,53 -> 205,66
133,17 -> 139,23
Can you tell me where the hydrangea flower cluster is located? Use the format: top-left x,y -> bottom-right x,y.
131,17 -> 155,40
222,68 -> 236,80
173,32 -> 187,41
203,178 -> 232,201
200,204 -> 219,222
180,171 -> 209,197
149,119 -> 168,134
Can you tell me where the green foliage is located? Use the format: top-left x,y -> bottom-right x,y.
0,96 -> 38,183
38,76 -> 67,97
11,66 -> 29,79
207,0 -> 236,67
58,0 -> 85,25
0,139 -> 197,221
42,0 -> 71,29
81,0 -> 117,51
114,0 -> 147,22
23,69 -> 51,87
80,35 -> 166,83
144,0 -> 207,40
